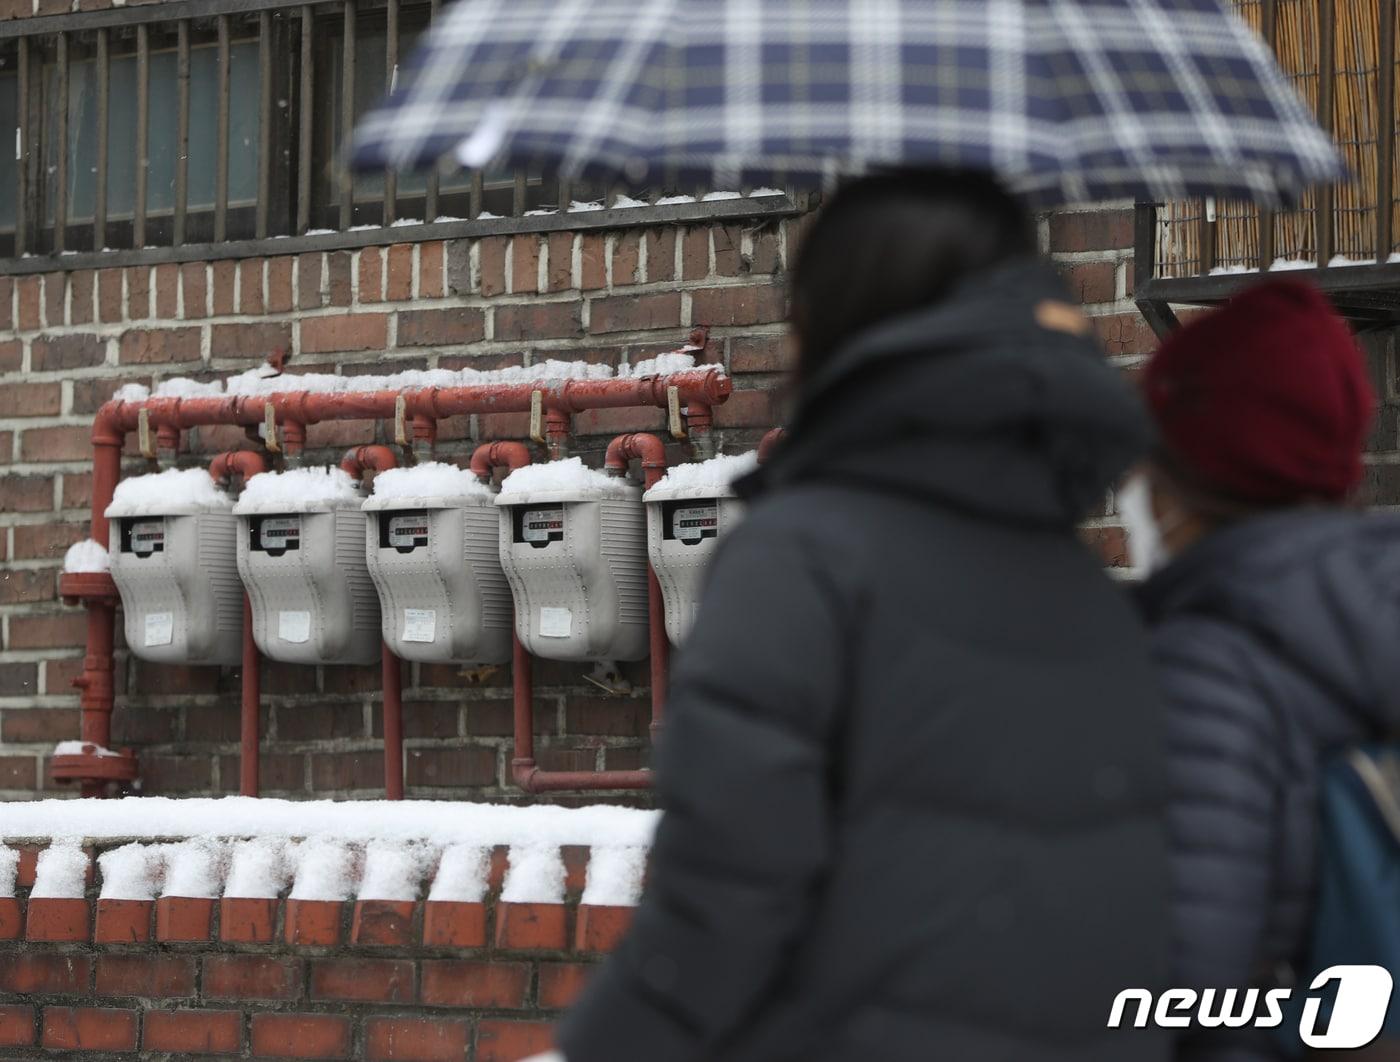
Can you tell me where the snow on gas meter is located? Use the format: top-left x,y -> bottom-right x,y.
105,467 -> 243,665
235,467 -> 380,664
363,462 -> 512,664
496,457 -> 648,662
644,452 -> 757,646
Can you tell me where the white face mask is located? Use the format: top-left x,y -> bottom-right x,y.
1117,473 -> 1172,575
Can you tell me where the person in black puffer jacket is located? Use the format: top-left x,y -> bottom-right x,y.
543,172 -> 1170,1062
1123,279 -> 1400,1062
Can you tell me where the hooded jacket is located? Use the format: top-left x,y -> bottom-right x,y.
559,258 -> 1170,1062
1138,508 -> 1400,1061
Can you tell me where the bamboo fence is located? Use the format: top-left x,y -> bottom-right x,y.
1156,0 -> 1399,278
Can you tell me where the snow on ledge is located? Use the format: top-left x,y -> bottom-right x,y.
105,467 -> 234,518
2,798 -> 658,905
62,540 -> 110,574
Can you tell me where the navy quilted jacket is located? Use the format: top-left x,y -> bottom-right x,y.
1138,508 -> 1400,1061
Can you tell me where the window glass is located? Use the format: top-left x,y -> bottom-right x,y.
0,73 -> 15,230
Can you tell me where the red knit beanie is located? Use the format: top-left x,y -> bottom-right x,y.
1143,278 -> 1375,505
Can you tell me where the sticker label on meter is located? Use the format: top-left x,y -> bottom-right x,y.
402,608 -> 437,643
522,508 -> 564,544
387,513 -> 430,550
145,611 -> 174,646
259,516 -> 301,552
675,503 -> 718,543
278,610 -> 312,643
539,607 -> 573,638
131,520 -> 166,556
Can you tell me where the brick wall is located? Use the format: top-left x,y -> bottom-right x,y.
0,204 -> 1168,802
0,839 -> 625,1061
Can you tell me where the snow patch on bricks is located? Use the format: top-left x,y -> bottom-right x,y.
62,539 -> 110,573
224,838 -> 293,899
426,845 -> 491,903
358,842 -> 437,902
30,842 -> 88,899
501,845 -> 566,904
579,846 -> 647,907
0,846 -> 17,897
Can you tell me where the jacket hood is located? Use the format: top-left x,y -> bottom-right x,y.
739,256 -> 1152,526
1139,508 -> 1400,733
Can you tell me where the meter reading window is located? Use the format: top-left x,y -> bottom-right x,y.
120,518 -> 167,557
380,510 -> 430,554
514,506 -> 565,549
663,501 -> 719,545
249,515 -> 302,557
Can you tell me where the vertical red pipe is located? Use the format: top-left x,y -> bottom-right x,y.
511,633 -> 535,785
239,596 -> 259,797
75,425 -> 124,784
340,445 -> 405,799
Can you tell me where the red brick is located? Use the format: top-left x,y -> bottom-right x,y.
211,321 -> 292,358
420,900 -> 487,948
44,273 -> 67,325
301,313 -> 389,353
211,261 -> 237,315
118,326 -> 201,364
405,746 -> 496,787
299,252 -> 325,309
251,1013 -> 352,1059
32,333 -> 105,370
42,1007 -> 137,1052
538,962 -> 592,1009
713,388 -> 774,428
751,227 -> 781,275
0,568 -> 55,604
25,897 -> 89,942
239,258 -> 266,313
219,896 -> 277,943
366,1017 -> 469,1062
1049,209 -> 1135,253
681,227 -> 710,280
181,262 -> 208,318
0,338 -> 19,371
1081,525 -> 1129,568
589,292 -> 682,334
418,241 -> 445,298
386,244 -> 414,301
574,904 -> 633,953
94,954 -> 193,997
1094,311 -> 1158,358
0,755 -> 36,788
93,899 -> 154,945
580,233 -> 607,290
0,707 -> 78,744
284,898 -> 343,946
646,228 -> 676,282
203,954 -> 302,1000
691,284 -> 787,327
350,899 -> 416,946
14,846 -> 40,888
713,223 -> 745,276
61,472 -> 91,510
6,612 -> 85,650
0,953 -> 91,995
566,697 -> 647,737
0,381 -> 61,417
153,262 -> 179,317
98,268 -> 124,322
268,256 -> 295,312
396,307 -> 485,347
547,232 -> 574,291
310,958 -> 413,1003
496,301 -> 583,341
358,247 -> 385,303
476,1020 -> 554,1062
730,333 -> 790,374
0,898 -> 21,941
20,425 -> 91,462
0,276 -> 11,330
143,1010 -> 241,1055
155,895 -> 214,941
494,901 -> 567,951
613,231 -> 642,286
479,237 -> 507,296
327,251 -> 353,306
420,960 -> 530,1009
16,276 -> 40,329
1059,260 -> 1118,305
0,1004 -> 33,1047
127,266 -> 151,319
511,234 -> 540,294
0,664 -> 40,699
310,749 -> 384,790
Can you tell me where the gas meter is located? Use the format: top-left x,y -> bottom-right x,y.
105,467 -> 243,665
234,467 -> 380,665
643,452 -> 756,646
495,458 -> 648,662
363,463 -> 512,664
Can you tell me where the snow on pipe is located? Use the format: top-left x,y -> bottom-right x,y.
211,450 -> 270,800
63,365 -> 731,796
340,446 -> 406,802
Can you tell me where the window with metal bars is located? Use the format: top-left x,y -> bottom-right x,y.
0,0 -> 762,266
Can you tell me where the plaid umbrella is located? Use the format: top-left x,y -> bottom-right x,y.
351,0 -> 1344,207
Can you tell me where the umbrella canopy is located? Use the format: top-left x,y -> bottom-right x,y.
351,0 -> 1344,208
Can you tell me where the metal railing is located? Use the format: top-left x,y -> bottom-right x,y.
0,0 -> 800,271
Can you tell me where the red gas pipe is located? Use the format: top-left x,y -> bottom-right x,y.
340,445 -> 405,801
62,356 -> 731,796
469,441 -> 531,484
758,426 -> 787,463
210,450 -> 270,798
